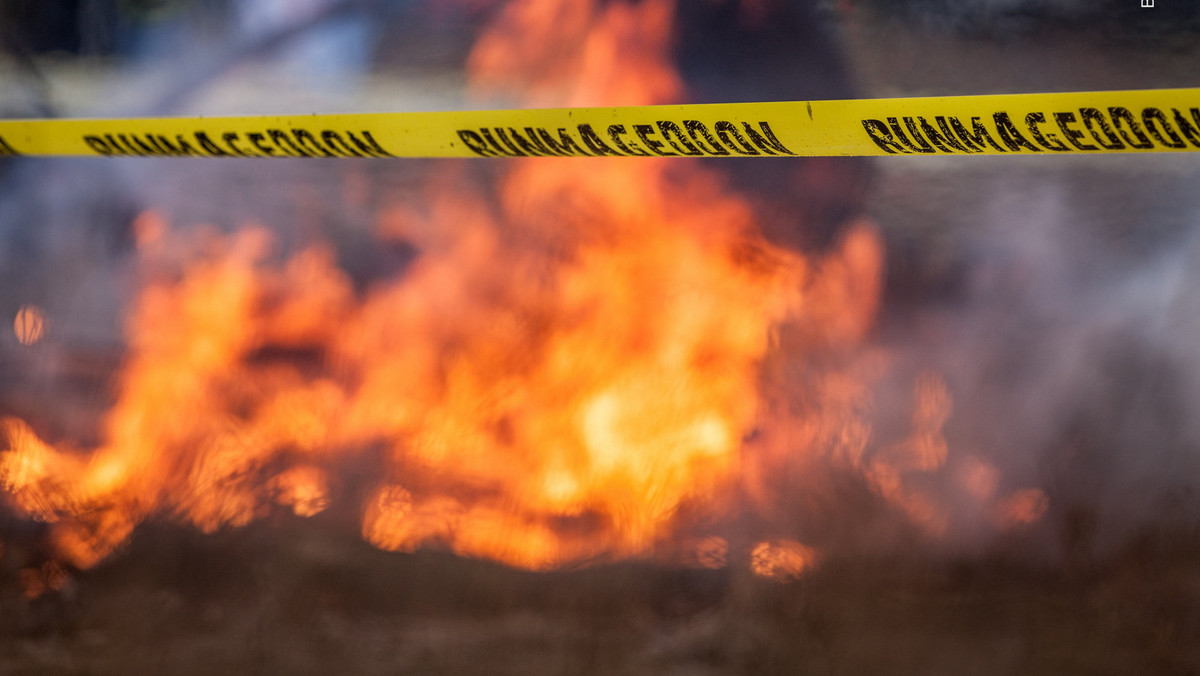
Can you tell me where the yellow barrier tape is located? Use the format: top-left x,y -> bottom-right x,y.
1,88 -> 1199,159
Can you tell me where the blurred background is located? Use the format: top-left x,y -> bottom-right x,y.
1,1 -> 1199,673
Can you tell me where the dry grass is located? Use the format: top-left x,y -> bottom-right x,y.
0,518 -> 1196,675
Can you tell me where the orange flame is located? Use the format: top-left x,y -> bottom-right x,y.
0,0 -> 1045,576
750,540 -> 817,581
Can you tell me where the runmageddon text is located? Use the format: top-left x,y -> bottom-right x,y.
456,121 -> 795,157
82,129 -> 393,158
862,106 -> 1200,154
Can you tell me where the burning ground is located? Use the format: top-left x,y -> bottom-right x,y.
1,0 -> 1199,673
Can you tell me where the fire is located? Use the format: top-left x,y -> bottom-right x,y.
0,0 -> 1047,578
348,160 -> 800,568
469,0 -> 679,106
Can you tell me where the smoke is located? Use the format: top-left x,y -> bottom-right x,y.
870,155 -> 1200,559
851,0 -> 1200,36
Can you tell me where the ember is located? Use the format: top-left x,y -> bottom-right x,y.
12,306 -> 45,346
